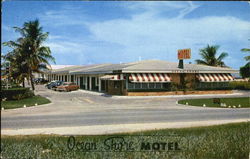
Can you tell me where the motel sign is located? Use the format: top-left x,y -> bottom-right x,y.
178,48 -> 191,59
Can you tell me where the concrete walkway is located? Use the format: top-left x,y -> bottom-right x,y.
78,89 -> 246,99
2,119 -> 249,135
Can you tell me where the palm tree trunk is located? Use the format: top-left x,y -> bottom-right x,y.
22,78 -> 25,87
29,70 -> 35,90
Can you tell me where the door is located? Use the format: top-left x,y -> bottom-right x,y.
92,77 -> 96,90
101,80 -> 105,91
80,77 -> 84,89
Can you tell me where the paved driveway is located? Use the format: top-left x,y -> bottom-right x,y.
1,85 -> 249,134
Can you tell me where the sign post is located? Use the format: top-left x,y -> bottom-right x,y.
177,48 -> 191,69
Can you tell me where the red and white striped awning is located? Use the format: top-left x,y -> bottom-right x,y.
129,73 -> 171,83
100,74 -> 126,80
196,73 -> 234,82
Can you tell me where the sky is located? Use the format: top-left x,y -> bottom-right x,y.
2,1 -> 250,70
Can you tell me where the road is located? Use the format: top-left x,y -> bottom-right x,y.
1,85 -> 249,133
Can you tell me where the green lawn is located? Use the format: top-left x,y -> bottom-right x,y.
1,122 -> 249,159
1,95 -> 51,109
178,97 -> 250,108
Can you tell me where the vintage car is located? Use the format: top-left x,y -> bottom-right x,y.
33,78 -> 48,84
46,80 -> 63,90
56,82 -> 79,92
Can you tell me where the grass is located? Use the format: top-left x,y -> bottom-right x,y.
1,122 -> 249,159
178,97 -> 250,108
1,95 -> 51,109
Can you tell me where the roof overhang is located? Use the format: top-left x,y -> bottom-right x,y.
69,71 -> 113,75
121,70 -> 238,74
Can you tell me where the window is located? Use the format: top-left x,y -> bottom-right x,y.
142,83 -> 148,89
149,83 -> 155,89
155,83 -> 161,89
128,82 -> 134,89
135,83 -> 141,89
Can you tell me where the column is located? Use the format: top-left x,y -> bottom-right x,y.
89,76 -> 92,90
98,76 -> 101,92
85,76 -> 88,90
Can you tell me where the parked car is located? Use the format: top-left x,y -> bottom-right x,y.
56,82 -> 79,92
45,80 -> 56,88
51,81 -> 64,90
46,80 -> 63,90
34,78 -> 48,84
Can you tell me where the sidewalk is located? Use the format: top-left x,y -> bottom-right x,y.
2,119 -> 249,135
78,89 -> 245,99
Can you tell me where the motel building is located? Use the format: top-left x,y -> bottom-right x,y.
45,59 -> 237,96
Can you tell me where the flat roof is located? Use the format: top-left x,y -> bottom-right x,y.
49,60 -> 238,74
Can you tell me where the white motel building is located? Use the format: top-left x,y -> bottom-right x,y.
45,60 -> 237,96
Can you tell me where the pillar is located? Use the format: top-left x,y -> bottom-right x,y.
98,76 -> 101,92
85,76 -> 88,90
89,76 -> 92,90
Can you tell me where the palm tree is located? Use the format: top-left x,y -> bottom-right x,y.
195,45 -> 228,67
3,38 -> 30,87
241,48 -> 250,61
3,19 -> 55,90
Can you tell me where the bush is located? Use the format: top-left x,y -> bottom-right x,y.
1,88 -> 34,100
229,81 -> 250,90
240,62 -> 250,78
1,80 -> 22,89
127,89 -> 171,92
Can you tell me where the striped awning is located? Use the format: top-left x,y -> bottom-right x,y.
100,74 -> 126,80
129,73 -> 171,83
196,73 -> 234,82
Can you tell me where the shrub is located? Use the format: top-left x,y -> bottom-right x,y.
240,62 -> 250,78
1,88 -> 34,100
229,81 -> 250,90
1,80 -> 22,89
127,89 -> 171,92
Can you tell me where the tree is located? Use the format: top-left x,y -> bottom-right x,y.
195,45 -> 228,67
3,38 -> 30,87
240,62 -> 250,78
239,40 -> 250,78
3,19 -> 55,90
241,48 -> 250,61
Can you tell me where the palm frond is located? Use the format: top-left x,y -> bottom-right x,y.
195,59 -> 208,65
241,48 -> 250,52
244,56 -> 250,61
217,52 -> 228,62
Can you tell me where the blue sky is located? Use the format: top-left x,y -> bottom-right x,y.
2,1 -> 250,69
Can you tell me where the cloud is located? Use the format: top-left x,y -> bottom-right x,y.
123,1 -> 200,19
87,16 -> 249,48
177,1 -> 200,19
3,1 -> 248,68
38,8 -> 87,27
85,4 -> 250,66
45,41 -> 85,55
2,25 -> 12,31
37,2 -> 249,68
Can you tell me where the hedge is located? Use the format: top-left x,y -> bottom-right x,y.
1,87 -> 34,100
127,89 -> 171,92
229,81 -> 250,90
